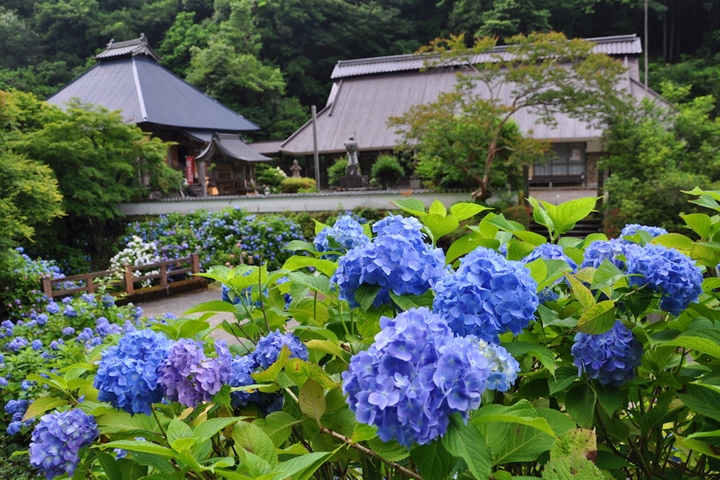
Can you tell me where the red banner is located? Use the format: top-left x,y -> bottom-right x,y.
185,156 -> 194,184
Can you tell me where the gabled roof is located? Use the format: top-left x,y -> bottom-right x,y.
331,34 -> 642,79
281,34 -> 656,156
197,133 -> 272,163
48,37 -> 259,132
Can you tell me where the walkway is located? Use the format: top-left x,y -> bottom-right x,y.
137,284 -> 237,344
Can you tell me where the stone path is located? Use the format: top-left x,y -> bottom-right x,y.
136,284 -> 237,344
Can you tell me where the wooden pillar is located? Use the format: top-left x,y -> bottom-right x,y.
42,277 -> 53,299
124,266 -> 135,295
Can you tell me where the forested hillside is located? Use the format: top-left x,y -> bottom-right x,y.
2,0 -> 719,139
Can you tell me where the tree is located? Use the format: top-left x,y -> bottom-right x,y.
390,32 -> 627,200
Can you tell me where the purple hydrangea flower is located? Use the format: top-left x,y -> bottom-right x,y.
158,340 -> 233,407
62,327 -> 75,337
7,337 -> 28,352
342,308 -> 491,447
76,328 -> 94,343
620,224 -> 668,241
433,247 -> 539,343
46,302 -> 60,315
37,314 -> 48,326
252,330 -> 308,369
29,409 -> 99,480
581,239 -> 638,270
80,294 -> 96,305
96,317 -> 122,337
626,244 -> 703,316
101,295 -> 115,308
314,215 -> 370,260
94,329 -> 172,415
572,321 -> 643,386
63,305 -> 77,317
61,297 -> 73,304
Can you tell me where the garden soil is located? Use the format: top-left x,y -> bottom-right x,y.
136,283 -> 237,344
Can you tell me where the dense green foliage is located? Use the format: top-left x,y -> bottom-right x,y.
1,0 -> 719,141
602,83 -> 720,234
327,158 -> 348,187
371,154 -> 405,189
280,176 -> 317,193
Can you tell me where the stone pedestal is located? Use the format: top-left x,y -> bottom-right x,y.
339,175 -> 369,189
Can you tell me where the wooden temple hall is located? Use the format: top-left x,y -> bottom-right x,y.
47,35 -> 272,196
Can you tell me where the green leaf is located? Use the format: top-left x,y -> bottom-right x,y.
473,404 -> 556,437
411,441 -> 455,480
513,230 -> 547,246
681,213 -> 713,239
503,342 -> 556,374
663,328 -> 720,359
95,452 -> 124,480
594,383 -> 622,415
690,242 -> 720,267
528,197 -> 554,234
367,436 -> 410,462
565,274 -> 595,310
564,383 -> 596,428
552,197 -> 598,235
576,300 -> 615,335
549,428 -> 596,460
193,417 -> 246,445
678,384 -> 720,423
285,240 -> 318,253
305,339 -> 349,363
352,423 -> 378,443
299,379 -> 326,421
537,408 -> 577,437
23,396 -> 68,421
253,411 -> 299,447
314,219 -> 330,236
282,256 -> 337,278
441,414 -> 491,479
270,451 -> 335,480
101,440 -> 176,458
355,283 -> 381,311
651,233 -> 694,252
429,199 -> 447,216
591,260 -> 625,290
390,291 -> 435,310
450,202 -> 490,221
548,367 -> 579,395
424,213 -> 460,239
232,421 -> 278,468
184,300 -> 238,315
167,417 -> 195,452
287,271 -> 331,297
543,454 -> 604,480
525,258 -> 548,286
446,234 -> 499,264
394,198 -> 427,216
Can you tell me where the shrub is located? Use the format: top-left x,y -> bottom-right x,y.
280,177 -> 316,193
255,163 -> 286,193
327,158 -> 348,186
371,154 -> 404,189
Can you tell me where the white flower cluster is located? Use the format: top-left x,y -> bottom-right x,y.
109,236 -> 161,288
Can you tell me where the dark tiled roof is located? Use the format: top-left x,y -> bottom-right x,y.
331,34 -> 642,79
95,34 -> 161,62
48,55 -> 259,132
197,133 -> 273,162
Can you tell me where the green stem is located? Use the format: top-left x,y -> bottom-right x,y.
258,265 -> 271,334
151,405 -> 166,437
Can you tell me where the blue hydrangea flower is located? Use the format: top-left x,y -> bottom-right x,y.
626,244 -> 703,316
314,215 -> 370,260
474,340 -> 520,392
80,294 -> 97,305
342,308 -> 491,447
252,330 -> 308,369
5,399 -> 29,416
61,297 -> 72,304
62,327 -> 75,337
46,302 -> 60,315
37,313 -> 48,326
22,380 -> 35,391
572,321 -> 643,386
228,354 -> 261,408
7,421 -> 22,435
333,233 -> 447,309
63,305 -> 77,317
158,340 -> 233,407
94,330 -> 172,415
620,224 -> 668,241
96,317 -> 122,337
77,328 -> 94,343
581,239 -> 638,270
433,247 -> 539,343
371,215 -> 425,245
29,409 -> 99,480
102,295 -> 115,308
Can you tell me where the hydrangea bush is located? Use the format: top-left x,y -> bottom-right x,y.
11,192 -> 720,479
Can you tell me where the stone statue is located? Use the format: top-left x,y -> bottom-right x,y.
290,159 -> 302,178
344,136 -> 360,176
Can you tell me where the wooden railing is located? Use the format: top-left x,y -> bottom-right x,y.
41,253 -> 201,300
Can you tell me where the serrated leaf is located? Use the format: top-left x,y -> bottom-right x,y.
503,342 -> 556,374
299,379 -> 326,421
576,300 -> 615,335
548,367 -> 579,395
355,283 -> 381,311
450,202 -> 491,221
270,451 -> 335,480
590,260 -> 625,290
184,300 -> 239,315
314,219 -> 330,236
594,383 -> 622,415
552,197 -> 598,235
23,396 -> 68,421
232,421 -> 278,468
446,234 -> 499,264
411,441 -> 455,480
651,233 -> 694,252
528,197 -> 554,233
287,271 -> 331,297
285,240 -> 318,253
690,242 -> 720,267
282,256 -> 337,278
663,328 -> 720,359
564,383 -> 596,428
513,230 -> 547,246
389,291 -> 435,311
252,346 -> 291,383
305,339 -> 349,363
352,423 -> 378,442
473,411 -> 555,437
424,213 -> 460,239
367,437 -> 410,462
681,213 -> 713,239
254,411 -> 299,447
429,199 -> 447,216
394,198 -> 427,216
193,417 -> 246,445
441,414 -> 491,479
564,274 -> 595,310
101,440 -> 175,457
678,384 -> 720,423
